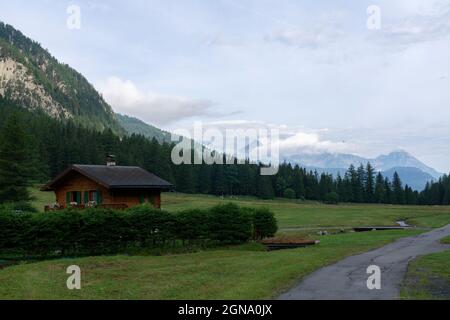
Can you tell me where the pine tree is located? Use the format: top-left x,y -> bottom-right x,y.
384,177 -> 392,204
348,165 -> 362,203
0,112 -> 31,203
356,164 -> 366,202
374,172 -> 386,203
392,172 -> 405,205
292,165 -> 306,199
365,163 -> 375,203
257,175 -> 275,199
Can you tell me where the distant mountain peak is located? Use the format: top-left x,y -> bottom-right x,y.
284,149 -> 442,191
387,149 -> 410,155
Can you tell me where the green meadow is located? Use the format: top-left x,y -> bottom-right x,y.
0,190 -> 448,299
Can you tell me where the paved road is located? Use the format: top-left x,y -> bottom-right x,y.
279,224 -> 450,300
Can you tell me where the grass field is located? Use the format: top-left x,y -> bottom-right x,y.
401,250 -> 450,300
0,189 -> 446,299
161,193 -> 450,229
0,229 -> 422,300
29,187 -> 55,212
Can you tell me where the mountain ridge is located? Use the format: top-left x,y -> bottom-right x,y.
284,150 -> 441,191
285,150 -> 442,179
116,113 -> 172,143
0,22 -> 123,134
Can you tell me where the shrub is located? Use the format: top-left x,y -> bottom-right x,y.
283,188 -> 296,199
125,205 -> 177,246
0,203 -> 278,257
0,209 -> 33,253
323,192 -> 339,204
250,208 -> 278,240
208,203 -> 252,244
176,209 -> 209,243
0,201 -> 37,213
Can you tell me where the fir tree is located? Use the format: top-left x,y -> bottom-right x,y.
374,172 -> 386,203
392,172 -> 405,205
365,163 -> 375,203
0,112 -> 31,203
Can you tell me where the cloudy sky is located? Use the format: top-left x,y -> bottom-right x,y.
1,0 -> 450,171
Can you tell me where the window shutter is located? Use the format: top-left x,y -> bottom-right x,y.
66,192 -> 71,205
96,189 -> 103,204
76,192 -> 81,204
139,195 -> 145,204
84,191 -> 89,204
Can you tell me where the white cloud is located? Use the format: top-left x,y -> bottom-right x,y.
190,120 -> 356,156
264,10 -> 347,49
96,77 -> 220,126
265,28 -> 343,49
370,1 -> 450,48
276,131 -> 351,155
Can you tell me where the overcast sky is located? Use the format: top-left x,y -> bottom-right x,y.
1,0 -> 450,172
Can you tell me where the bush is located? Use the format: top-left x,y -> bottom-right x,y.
0,203 -> 278,257
323,192 -> 339,204
176,209 -> 209,243
250,208 -> 278,240
0,209 -> 33,254
0,201 -> 37,213
283,188 -> 296,199
126,205 -> 177,246
208,203 -> 252,244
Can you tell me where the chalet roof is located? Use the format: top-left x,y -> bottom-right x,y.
42,165 -> 173,191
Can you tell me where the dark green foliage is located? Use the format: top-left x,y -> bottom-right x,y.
0,201 -> 38,213
374,172 -> 386,203
419,174 -> 450,205
0,203 -> 276,257
283,188 -> 296,199
257,175 -> 275,199
0,210 -> 33,255
365,163 -> 375,203
116,114 -> 171,143
176,209 -> 210,243
323,192 -> 339,205
0,112 -> 31,203
208,203 -> 252,244
246,207 -> 278,240
392,172 -> 405,205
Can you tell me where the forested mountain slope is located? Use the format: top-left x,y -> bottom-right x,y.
0,22 -> 123,134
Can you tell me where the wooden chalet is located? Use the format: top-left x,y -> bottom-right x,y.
41,164 -> 173,210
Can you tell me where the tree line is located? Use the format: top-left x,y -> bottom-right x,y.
0,100 -> 449,206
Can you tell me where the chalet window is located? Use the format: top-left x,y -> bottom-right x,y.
66,191 -> 81,204
89,191 -> 97,202
83,190 -> 99,204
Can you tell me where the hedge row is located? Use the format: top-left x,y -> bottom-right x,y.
0,203 -> 277,256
